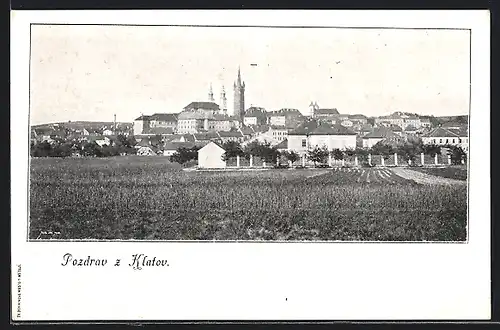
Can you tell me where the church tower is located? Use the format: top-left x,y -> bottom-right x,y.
220,85 -> 227,115
208,83 -> 214,102
233,66 -> 245,122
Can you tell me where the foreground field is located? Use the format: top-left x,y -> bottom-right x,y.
29,157 -> 467,241
407,166 -> 468,181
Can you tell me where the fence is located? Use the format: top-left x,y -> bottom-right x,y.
223,152 -> 466,169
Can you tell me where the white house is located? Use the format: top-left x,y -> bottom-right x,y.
362,127 -> 399,148
287,119 -> 357,155
198,141 -> 226,169
421,127 -> 468,151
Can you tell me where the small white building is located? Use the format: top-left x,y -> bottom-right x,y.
198,141 -> 226,169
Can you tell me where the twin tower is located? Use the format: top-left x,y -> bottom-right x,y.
207,67 -> 246,122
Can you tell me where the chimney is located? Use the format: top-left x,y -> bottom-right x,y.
113,114 -> 117,133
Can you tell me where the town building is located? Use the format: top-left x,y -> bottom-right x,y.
421,127 -> 469,151
348,114 -> 368,125
243,106 -> 268,126
148,113 -> 178,130
287,119 -> 357,155
267,108 -> 304,128
362,127 -> 400,148
133,115 -> 151,136
233,67 -> 246,123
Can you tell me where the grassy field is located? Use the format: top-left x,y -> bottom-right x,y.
408,166 -> 468,181
29,156 -> 467,241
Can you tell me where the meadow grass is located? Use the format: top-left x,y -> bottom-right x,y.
29,157 -> 467,241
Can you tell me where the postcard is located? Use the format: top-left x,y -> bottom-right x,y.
11,10 -> 490,321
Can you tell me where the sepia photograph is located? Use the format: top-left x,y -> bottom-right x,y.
29,24 -> 470,242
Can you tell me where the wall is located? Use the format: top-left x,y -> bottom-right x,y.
133,120 -> 146,135
198,143 -> 226,168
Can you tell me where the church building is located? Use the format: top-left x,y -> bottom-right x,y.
233,67 -> 246,124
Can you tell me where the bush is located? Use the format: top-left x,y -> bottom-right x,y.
273,164 -> 290,169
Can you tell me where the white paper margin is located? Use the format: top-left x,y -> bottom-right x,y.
11,10 -> 491,321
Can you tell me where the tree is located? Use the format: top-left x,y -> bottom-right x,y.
221,140 -> 245,161
282,150 -> 300,165
242,140 -> 279,163
447,145 -> 467,165
422,144 -> 441,157
31,141 -> 52,157
331,148 -> 345,161
370,142 -> 394,160
52,142 -> 73,157
344,147 -> 356,157
354,148 -> 369,163
82,142 -> 102,157
170,146 -> 200,164
397,142 -> 422,163
307,146 -> 329,166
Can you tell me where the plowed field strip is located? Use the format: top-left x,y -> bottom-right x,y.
391,168 -> 467,185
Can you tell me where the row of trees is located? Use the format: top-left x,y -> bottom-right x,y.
168,140 -> 467,167
30,135 -> 137,158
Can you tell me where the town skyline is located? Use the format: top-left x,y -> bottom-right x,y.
30,25 -> 470,125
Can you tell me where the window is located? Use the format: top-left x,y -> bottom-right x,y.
302,139 -> 307,147
439,139 -> 442,143
458,138 -> 461,143
445,139 -> 448,143
432,139 -> 436,144
452,139 -> 455,143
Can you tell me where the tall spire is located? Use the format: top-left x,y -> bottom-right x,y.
208,83 -> 214,102
233,66 -> 245,121
220,84 -> 227,114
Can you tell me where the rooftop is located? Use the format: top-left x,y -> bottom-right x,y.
184,101 -> 220,111
362,127 -> 399,139
289,119 -> 357,136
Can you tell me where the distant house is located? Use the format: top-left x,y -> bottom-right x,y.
421,127 -> 468,151
341,119 -> 354,128
441,122 -> 467,130
137,145 -> 160,156
390,125 -> 403,136
198,141 -> 226,169
362,127 -> 399,148
149,113 -> 178,129
102,129 -> 114,136
193,132 -> 220,142
217,131 -> 245,143
275,139 -> 288,152
313,108 -> 340,120
85,135 -> 111,147
404,125 -> 418,134
133,115 -> 151,136
287,119 -> 357,155
348,114 -> 368,125
243,106 -> 268,126
267,108 -> 304,128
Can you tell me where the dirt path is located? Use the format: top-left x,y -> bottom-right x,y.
391,168 -> 466,185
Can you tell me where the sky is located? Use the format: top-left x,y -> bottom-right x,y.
30,25 -> 470,125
